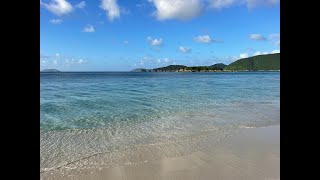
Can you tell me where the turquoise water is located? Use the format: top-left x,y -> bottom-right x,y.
40,72 -> 280,173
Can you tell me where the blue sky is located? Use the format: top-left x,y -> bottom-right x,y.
40,0 -> 280,71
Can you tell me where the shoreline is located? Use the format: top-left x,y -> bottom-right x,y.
41,125 -> 280,180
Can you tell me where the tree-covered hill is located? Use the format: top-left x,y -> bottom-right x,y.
224,53 -> 280,71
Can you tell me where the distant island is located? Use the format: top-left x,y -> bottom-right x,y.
131,53 -> 280,72
131,64 -> 228,72
41,69 -> 61,72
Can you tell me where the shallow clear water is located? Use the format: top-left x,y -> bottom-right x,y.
40,72 -> 280,173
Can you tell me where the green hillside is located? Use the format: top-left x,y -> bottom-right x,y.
209,63 -> 227,70
224,53 -> 280,71
152,63 -> 227,72
130,54 -> 279,72
154,65 -> 187,71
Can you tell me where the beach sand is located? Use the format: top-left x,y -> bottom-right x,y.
41,126 -> 280,180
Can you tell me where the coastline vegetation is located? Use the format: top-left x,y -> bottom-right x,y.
131,53 -> 280,72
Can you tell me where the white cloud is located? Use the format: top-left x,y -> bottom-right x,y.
179,46 -> 191,53
249,33 -> 280,46
152,39 -> 163,46
145,0 -> 280,22
194,35 -> 212,43
270,49 -> 280,54
240,53 -> 249,58
269,33 -> 280,46
253,51 -> 268,56
252,49 -> 279,56
209,0 -> 280,10
269,33 -> 280,40
163,58 -> 171,63
78,59 -> 84,64
123,40 -> 129,44
253,51 -> 262,56
83,24 -> 95,32
40,0 -> 73,16
246,0 -> 280,9
136,56 -> 175,68
249,34 -> 267,41
147,0 -> 279,21
65,58 -> 87,65
40,53 -> 88,69
147,37 -> 163,46
49,19 -> 62,24
75,1 -> 86,9
148,0 -> 203,21
100,0 -> 120,21
210,0 -> 239,9
139,56 -> 152,65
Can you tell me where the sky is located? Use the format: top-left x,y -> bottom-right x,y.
40,0 -> 280,71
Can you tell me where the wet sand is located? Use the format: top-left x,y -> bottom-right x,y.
42,126 -> 280,180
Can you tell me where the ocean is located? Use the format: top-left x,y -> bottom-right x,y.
40,72 -> 280,174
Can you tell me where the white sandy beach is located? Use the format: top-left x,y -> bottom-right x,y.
41,126 -> 280,180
